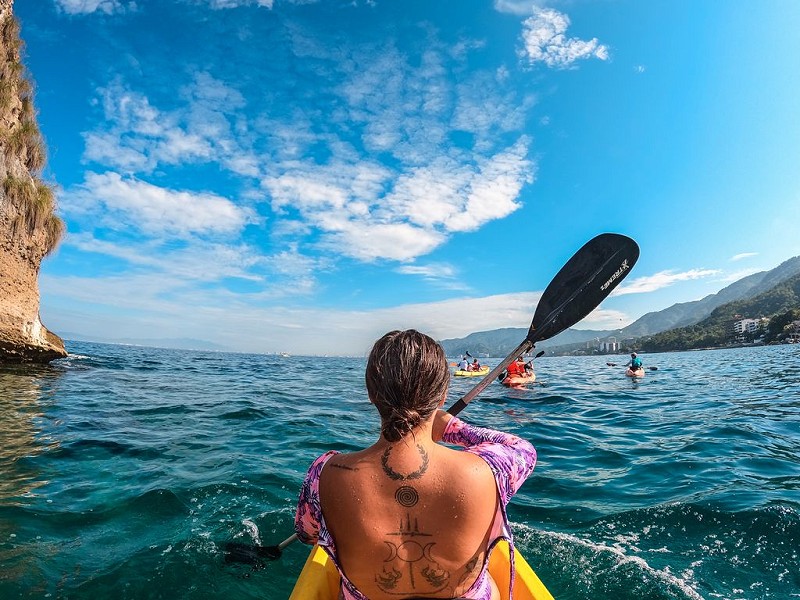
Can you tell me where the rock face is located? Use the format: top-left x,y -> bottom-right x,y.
0,0 -> 67,363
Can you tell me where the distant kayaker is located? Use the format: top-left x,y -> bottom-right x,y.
295,329 -> 537,600
468,358 -> 482,371
457,356 -> 469,371
626,352 -> 643,371
506,355 -> 527,378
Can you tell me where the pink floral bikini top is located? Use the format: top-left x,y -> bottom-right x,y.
295,416 -> 537,600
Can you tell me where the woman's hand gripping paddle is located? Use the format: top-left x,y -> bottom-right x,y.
224,232 -> 640,565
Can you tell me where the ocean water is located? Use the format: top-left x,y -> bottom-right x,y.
1,341 -> 798,599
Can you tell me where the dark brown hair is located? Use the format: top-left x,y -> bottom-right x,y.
366,330 -> 449,442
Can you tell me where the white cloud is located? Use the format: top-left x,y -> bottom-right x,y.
396,263 -> 457,279
452,75 -> 536,141
519,7 -> 609,68
84,76 -> 256,176
65,232 -> 264,282
730,252 -> 758,261
54,0 -> 133,15
613,269 -> 721,296
714,268 -> 762,284
207,0 -> 274,8
64,172 -> 254,238
262,140 -> 531,261
78,31 -> 537,266
493,0 -> 543,16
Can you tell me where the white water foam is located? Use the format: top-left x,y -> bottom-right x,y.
513,523 -> 705,600
241,518 -> 261,545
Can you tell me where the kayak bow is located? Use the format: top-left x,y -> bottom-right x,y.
288,539 -> 554,600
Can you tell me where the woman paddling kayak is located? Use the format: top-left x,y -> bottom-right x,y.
294,329 -> 537,600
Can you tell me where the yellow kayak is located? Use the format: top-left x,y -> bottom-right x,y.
454,366 -> 490,377
288,539 -> 554,600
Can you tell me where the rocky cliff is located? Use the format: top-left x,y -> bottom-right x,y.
0,0 -> 66,363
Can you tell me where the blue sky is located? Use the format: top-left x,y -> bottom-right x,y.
16,0 -> 800,356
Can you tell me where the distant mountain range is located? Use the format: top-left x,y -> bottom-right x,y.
62,334 -> 230,352
439,255 -> 800,357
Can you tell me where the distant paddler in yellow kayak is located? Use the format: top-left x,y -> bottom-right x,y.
455,357 -> 490,377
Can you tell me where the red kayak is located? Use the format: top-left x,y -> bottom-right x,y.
501,373 -> 536,388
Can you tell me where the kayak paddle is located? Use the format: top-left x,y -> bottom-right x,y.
223,232 -> 639,565
448,232 -> 639,415
224,533 -> 296,565
607,362 -> 658,371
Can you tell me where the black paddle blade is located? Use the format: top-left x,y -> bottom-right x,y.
527,233 -> 639,344
224,541 -> 282,565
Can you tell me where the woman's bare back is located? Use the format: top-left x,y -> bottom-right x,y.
319,440 -> 500,599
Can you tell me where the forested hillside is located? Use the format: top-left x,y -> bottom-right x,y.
641,273 -> 800,352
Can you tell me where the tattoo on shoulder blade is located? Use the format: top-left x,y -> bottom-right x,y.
381,444 -> 429,481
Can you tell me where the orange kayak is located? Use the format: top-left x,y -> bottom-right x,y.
501,373 -> 537,388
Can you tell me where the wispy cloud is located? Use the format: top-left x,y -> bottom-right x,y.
613,269 -> 721,296
730,252 -> 758,261
396,263 -> 457,279
519,7 -> 609,68
493,0 -> 545,16
54,0 -> 134,15
714,268 -> 762,284
206,0 -> 274,9
262,140 -> 531,261
84,75 -> 255,176
64,172 -> 254,238
394,263 -> 471,291
79,33 -> 537,265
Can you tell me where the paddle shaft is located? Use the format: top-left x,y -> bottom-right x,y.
608,362 -> 657,371
277,533 -> 298,551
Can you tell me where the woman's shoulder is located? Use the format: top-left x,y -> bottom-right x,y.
439,444 -> 496,482
303,450 -> 340,478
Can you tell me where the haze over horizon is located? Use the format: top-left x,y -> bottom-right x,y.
17,0 -> 800,356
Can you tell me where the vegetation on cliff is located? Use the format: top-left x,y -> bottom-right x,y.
0,11 -> 63,255
0,2 -> 67,363
640,273 -> 800,352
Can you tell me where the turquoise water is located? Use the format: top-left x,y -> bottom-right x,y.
1,342 -> 798,599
